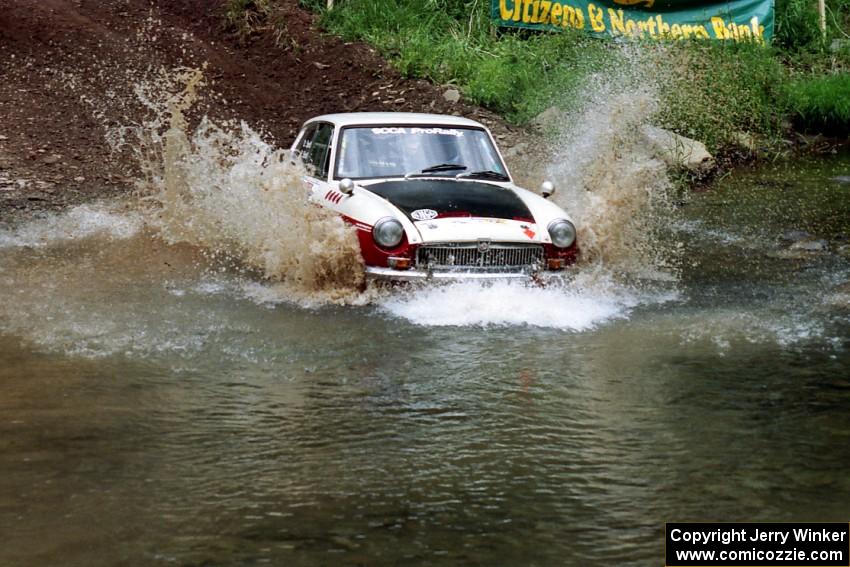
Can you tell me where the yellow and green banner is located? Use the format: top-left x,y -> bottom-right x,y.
491,0 -> 774,42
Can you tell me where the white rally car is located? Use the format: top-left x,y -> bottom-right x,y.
292,112 -> 578,282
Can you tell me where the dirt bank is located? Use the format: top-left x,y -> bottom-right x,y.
0,0 -> 526,222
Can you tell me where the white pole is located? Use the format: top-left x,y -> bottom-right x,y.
818,0 -> 826,35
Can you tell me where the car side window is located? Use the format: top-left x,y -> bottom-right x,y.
304,123 -> 334,179
294,124 -> 318,161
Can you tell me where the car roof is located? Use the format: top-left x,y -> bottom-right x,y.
305,112 -> 487,129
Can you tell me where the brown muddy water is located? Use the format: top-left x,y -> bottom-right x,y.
2,148 -> 850,566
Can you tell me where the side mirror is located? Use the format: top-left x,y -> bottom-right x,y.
339,178 -> 354,195
541,180 -> 555,199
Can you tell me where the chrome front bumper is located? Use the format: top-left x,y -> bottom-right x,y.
364,266 -> 568,283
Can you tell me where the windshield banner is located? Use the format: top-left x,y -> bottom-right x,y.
490,0 -> 774,42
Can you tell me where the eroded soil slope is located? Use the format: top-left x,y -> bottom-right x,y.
0,0 -> 519,217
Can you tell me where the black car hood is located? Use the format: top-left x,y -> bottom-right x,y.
363,179 -> 532,221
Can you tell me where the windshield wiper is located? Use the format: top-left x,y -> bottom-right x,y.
456,170 -> 510,181
405,163 -> 467,178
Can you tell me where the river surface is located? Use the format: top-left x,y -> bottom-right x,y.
2,150 -> 850,566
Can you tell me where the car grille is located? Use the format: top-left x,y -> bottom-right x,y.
416,243 -> 544,271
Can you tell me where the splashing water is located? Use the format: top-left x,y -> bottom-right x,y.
99,56 -> 680,325
546,51 -> 679,281
0,204 -> 144,249
378,270 -> 678,329
1,45 -> 844,358
7,48 -> 684,328
126,68 -> 365,304
378,50 -> 682,328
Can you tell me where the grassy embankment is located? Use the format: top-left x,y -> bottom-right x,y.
230,0 -> 849,153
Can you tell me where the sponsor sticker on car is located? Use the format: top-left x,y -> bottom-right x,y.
370,127 -> 464,137
411,208 -> 438,221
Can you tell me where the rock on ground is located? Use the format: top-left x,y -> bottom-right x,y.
731,131 -> 758,153
639,125 -> 714,171
442,89 -> 461,104
530,106 -> 564,133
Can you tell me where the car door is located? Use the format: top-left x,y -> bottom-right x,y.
294,122 -> 339,208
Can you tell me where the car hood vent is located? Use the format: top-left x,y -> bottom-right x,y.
364,179 -> 533,222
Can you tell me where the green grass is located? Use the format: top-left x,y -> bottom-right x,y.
317,0 -> 612,123
776,0 -> 850,55
784,73 -> 850,133
294,0 -> 849,149
775,0 -> 827,52
655,41 -> 788,150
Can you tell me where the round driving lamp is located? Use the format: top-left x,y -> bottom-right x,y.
547,219 -> 576,248
372,217 -> 405,249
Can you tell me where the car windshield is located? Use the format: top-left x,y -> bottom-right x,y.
335,126 -> 508,180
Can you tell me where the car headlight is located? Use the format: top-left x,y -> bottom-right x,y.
547,219 -> 576,248
372,217 -> 405,248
